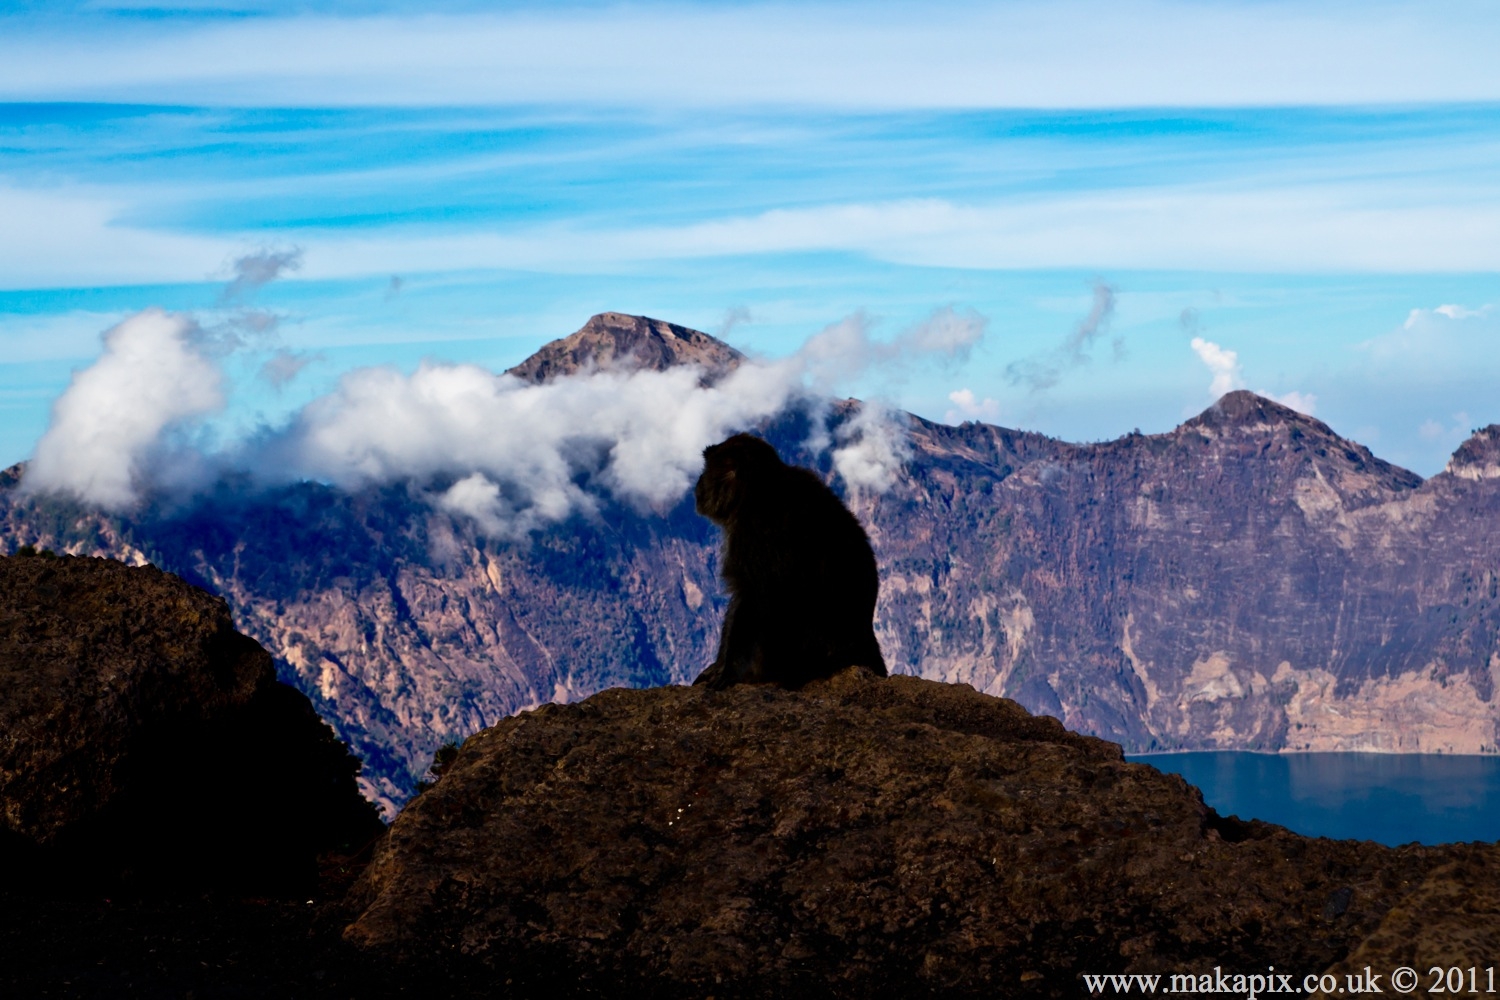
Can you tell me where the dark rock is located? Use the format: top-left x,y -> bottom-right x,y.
0,884 -> 504,999
1316,844 -> 1500,995
1322,886 -> 1354,919
341,669 -> 1481,998
0,553 -> 382,893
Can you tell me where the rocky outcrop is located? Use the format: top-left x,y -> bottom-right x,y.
4,317 -> 1500,811
342,670 -> 1478,999
1446,425 -> 1500,481
0,551 -> 382,891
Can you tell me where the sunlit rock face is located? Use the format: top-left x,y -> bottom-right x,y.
3,316 -> 1499,813
874,390 -> 1500,757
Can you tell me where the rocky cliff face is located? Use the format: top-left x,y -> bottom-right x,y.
875,391 -> 1500,756
0,552 -> 382,891
341,670 -> 1494,999
3,314 -> 1498,815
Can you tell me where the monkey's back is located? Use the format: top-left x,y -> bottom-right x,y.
722,465 -> 886,683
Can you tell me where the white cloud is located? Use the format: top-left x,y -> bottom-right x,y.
1190,336 -> 1243,398
1189,335 -> 1316,413
1434,304 -> 1489,320
258,307 -> 971,527
23,301 -> 980,526
945,388 -> 1002,425
1188,335 -> 1315,413
2,3 -> 1498,109
435,472 -> 538,540
1268,390 -> 1317,416
831,401 -> 912,496
23,309 -> 224,509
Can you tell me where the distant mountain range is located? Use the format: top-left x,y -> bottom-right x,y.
5,312 -> 1498,815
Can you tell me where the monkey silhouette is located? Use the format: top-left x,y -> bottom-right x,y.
692,433 -> 887,689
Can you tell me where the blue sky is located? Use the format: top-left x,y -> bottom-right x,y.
2,1 -> 1498,477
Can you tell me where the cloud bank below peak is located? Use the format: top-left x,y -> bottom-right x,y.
21,304 -> 981,535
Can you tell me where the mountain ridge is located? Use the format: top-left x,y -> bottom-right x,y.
4,314 -> 1498,815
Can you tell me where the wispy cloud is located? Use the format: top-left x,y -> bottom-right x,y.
715,305 -> 753,341
2,3 -> 1498,108
1401,302 -> 1495,329
220,248 -> 302,305
0,183 -> 231,290
1006,281 -> 1116,391
259,349 -> 319,389
1419,411 -> 1471,443
796,307 -> 986,386
1361,301 -> 1499,369
11,182 -> 1500,292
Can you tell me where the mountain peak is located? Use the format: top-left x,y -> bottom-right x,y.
506,312 -> 745,384
1173,390 -> 1423,493
1186,390 -> 1310,431
1444,425 -> 1500,481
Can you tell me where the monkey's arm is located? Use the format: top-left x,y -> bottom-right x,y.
694,594 -> 767,689
693,595 -> 738,688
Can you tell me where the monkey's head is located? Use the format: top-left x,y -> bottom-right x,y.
694,433 -> 783,525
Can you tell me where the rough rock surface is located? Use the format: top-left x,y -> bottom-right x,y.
1315,844 -> 1500,998
5,316 -> 1500,811
0,552 -> 382,890
343,670 -> 1481,998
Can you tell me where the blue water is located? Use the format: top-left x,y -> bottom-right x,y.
1127,752 -> 1500,846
